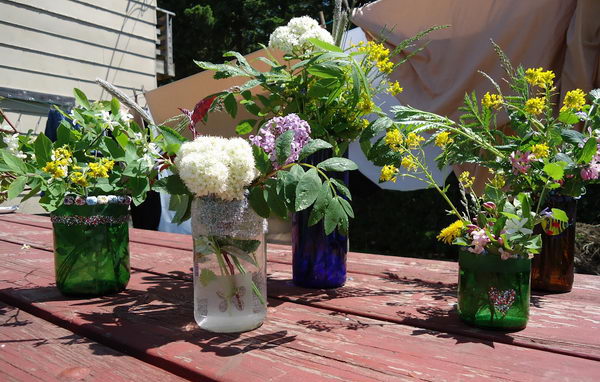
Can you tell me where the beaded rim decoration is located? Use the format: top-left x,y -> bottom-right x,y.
50,214 -> 130,226
63,194 -> 132,206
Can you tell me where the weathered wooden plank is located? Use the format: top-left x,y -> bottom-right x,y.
0,302 -> 188,382
3,214 -> 599,303
2,215 -> 600,360
1,241 -> 600,381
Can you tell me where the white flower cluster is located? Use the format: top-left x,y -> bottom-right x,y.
268,16 -> 334,54
2,132 -> 26,159
175,136 -> 257,201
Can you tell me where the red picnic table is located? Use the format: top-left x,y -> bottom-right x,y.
1,213 -> 599,381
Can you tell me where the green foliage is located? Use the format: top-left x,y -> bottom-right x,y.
0,89 -> 169,212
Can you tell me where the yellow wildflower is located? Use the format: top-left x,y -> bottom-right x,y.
481,92 -> 503,109
358,41 -> 390,62
406,132 -> 425,149
525,67 -> 555,89
376,59 -> 394,74
356,97 -> 375,115
437,220 -> 465,244
388,81 -> 404,96
42,161 -> 67,179
88,162 -> 110,178
401,156 -> 418,172
51,147 -> 72,166
380,164 -> 398,183
531,143 -> 550,159
384,129 -> 403,152
459,171 -> 475,189
524,97 -> 545,115
489,173 -> 506,189
435,131 -> 453,147
561,89 -> 586,112
101,158 -> 115,171
70,171 -> 88,187
359,119 -> 370,130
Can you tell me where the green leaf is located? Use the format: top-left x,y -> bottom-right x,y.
329,178 -> 351,200
317,158 -> 358,172
101,136 -> 125,160
558,110 -> 580,125
324,197 -> 345,235
110,98 -> 120,116
224,93 -> 238,118
551,208 -> 569,223
248,186 -> 270,218
578,138 -> 598,164
153,175 -> 189,195
295,168 -> 322,211
199,269 -> 217,287
500,212 -> 520,220
543,162 -> 565,181
307,63 -> 345,79
307,38 -> 344,52
243,101 -> 262,116
7,176 -> 26,200
266,182 -> 288,219
33,133 -> 53,167
235,119 -> 256,135
2,151 -> 27,174
338,197 -> 354,218
560,129 -> 586,145
158,125 -> 186,155
299,139 -> 332,161
281,164 -> 304,207
73,88 -> 90,109
56,122 -> 72,146
308,182 -> 332,226
275,130 -> 294,165
360,117 -> 394,142
170,193 -> 191,223
253,146 -> 272,174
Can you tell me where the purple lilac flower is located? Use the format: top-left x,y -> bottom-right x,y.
249,114 -> 311,166
509,151 -> 534,175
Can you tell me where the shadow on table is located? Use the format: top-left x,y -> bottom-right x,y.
2,271 -> 296,358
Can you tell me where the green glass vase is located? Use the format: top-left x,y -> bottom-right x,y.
458,251 -> 531,331
51,201 -> 130,296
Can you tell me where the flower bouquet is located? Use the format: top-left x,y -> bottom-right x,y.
0,89 -> 165,296
168,11 -> 440,288
373,45 -> 600,292
372,126 -> 547,330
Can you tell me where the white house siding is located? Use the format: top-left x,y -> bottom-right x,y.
0,0 -> 158,133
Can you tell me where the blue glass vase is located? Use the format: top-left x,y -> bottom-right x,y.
292,150 -> 348,289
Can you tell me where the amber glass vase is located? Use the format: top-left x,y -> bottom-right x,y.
532,194 -> 577,293
51,202 -> 130,296
458,251 -> 531,331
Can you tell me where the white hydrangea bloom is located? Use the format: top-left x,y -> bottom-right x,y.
175,136 -> 257,200
287,16 -> 320,36
268,16 -> 334,54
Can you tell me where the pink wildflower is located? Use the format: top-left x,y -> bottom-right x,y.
509,151 -> 534,175
468,228 -> 490,254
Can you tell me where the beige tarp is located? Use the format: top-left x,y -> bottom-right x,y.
353,0 -> 600,190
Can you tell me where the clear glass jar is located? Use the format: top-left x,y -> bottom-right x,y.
191,196 -> 267,333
